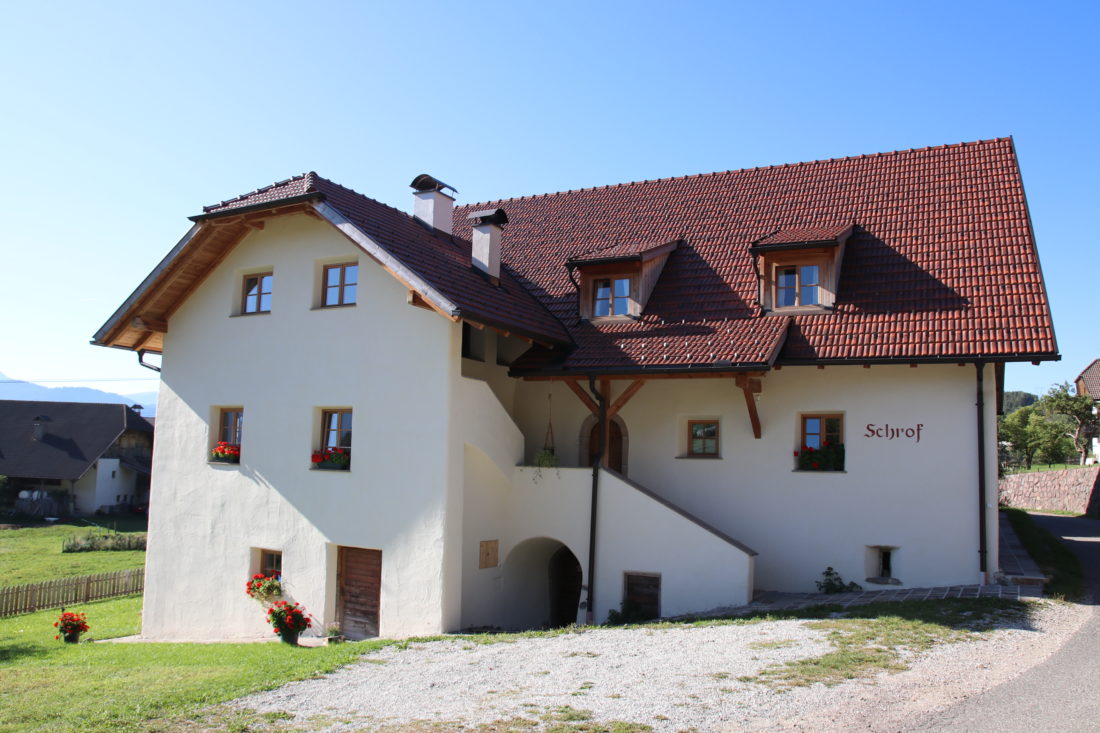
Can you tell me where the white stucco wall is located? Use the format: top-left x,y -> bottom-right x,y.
144,213 -> 461,640
509,363 -> 995,593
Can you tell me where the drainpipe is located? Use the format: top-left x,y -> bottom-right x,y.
585,375 -> 607,624
975,362 -> 988,578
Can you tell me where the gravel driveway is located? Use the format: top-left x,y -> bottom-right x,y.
234,599 -> 1084,732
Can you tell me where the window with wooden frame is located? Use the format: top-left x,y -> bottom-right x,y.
241,272 -> 273,314
211,408 -> 243,463
322,263 -> 358,307
623,572 -> 660,621
313,409 -> 352,469
774,264 -> 820,308
593,277 -> 632,317
687,420 -> 720,457
260,549 -> 282,578
797,413 -> 844,471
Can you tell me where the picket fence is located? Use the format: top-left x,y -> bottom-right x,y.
0,568 -> 144,617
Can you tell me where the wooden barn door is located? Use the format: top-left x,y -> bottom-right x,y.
336,546 -> 382,639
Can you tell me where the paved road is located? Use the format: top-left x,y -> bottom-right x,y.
910,513 -> 1100,732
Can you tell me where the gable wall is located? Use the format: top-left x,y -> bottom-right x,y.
144,213 -> 461,639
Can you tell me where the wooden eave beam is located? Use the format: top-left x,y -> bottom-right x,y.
132,315 -> 167,333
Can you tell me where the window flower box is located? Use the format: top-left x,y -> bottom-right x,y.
311,447 -> 350,470
210,442 -> 241,464
795,443 -> 844,471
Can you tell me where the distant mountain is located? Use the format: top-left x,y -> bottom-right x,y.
0,373 -> 158,416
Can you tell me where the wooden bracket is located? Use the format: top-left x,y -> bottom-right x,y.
734,373 -> 762,439
132,315 -> 167,333
608,379 -> 645,418
563,378 -> 599,415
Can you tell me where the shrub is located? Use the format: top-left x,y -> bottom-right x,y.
816,566 -> 862,594
605,599 -> 655,625
62,532 -> 147,553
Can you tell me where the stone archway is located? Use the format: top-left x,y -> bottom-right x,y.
502,537 -> 583,630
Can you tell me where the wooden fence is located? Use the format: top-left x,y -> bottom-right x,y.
0,568 -> 144,617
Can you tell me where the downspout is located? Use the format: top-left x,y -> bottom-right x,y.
566,264 -> 583,325
137,350 -> 161,373
975,361 -> 988,578
585,374 -> 607,624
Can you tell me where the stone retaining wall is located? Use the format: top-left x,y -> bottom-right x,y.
998,466 -> 1100,515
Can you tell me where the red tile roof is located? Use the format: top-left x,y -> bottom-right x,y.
568,239 -> 678,265
753,224 -> 852,247
453,137 -> 1058,372
1077,359 -> 1100,399
202,174 -> 571,347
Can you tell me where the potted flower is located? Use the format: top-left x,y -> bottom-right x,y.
795,442 -> 845,471
54,610 -> 89,643
210,441 -> 241,463
266,600 -> 312,645
311,447 -> 351,470
245,573 -> 283,605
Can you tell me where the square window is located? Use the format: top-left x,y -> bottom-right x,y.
798,414 -> 844,471
242,273 -> 273,314
593,277 -> 631,317
313,409 -> 352,469
775,264 -> 820,308
687,420 -> 720,457
322,263 -> 358,307
260,549 -> 282,578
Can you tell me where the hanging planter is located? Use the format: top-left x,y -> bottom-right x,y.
533,394 -> 560,483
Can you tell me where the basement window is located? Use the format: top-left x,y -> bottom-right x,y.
865,546 -> 900,585
623,572 -> 660,621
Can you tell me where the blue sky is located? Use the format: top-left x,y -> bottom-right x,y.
1,1 -> 1095,398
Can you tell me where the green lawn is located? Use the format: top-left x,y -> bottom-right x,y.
1003,463 -> 1092,475
0,595 -> 386,732
0,520 -> 146,586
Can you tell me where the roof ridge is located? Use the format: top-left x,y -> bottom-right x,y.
312,174 -> 424,225
203,172 -> 317,212
460,137 -> 1014,209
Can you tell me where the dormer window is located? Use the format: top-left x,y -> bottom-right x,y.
594,277 -> 632,317
775,264 -> 820,307
567,239 -> 680,321
751,224 -> 854,314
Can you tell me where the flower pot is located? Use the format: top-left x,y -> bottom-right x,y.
63,632 -> 81,644
313,462 -> 349,471
279,630 -> 299,646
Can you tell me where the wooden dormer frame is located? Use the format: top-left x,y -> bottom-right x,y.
750,226 -> 853,314
568,239 -> 679,321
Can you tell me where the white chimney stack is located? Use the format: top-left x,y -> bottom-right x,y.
410,173 -> 457,234
467,208 -> 508,285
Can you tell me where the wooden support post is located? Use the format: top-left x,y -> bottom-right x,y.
599,379 -> 611,467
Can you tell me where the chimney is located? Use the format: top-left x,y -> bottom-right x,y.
467,208 -> 508,285
32,414 -> 50,441
410,174 -> 457,234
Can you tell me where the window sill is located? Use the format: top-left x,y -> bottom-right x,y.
311,465 -> 351,472
765,305 -> 833,316
676,454 -> 722,460
208,460 -> 241,468
792,469 -> 847,473
229,312 -> 271,318
865,576 -> 902,586
587,315 -> 638,323
312,303 -> 356,311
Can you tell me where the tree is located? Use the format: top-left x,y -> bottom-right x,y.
1038,383 -> 1100,465
1003,390 -> 1038,413
999,405 -> 1039,469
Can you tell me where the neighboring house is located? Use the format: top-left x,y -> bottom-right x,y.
0,401 -> 153,516
93,137 -> 1058,641
1075,359 -> 1100,464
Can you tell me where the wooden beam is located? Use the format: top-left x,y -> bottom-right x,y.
741,382 -> 762,439
132,315 -> 167,333
599,378 -> 611,467
607,380 -> 645,418
407,291 -> 435,311
563,378 -> 599,415
524,370 -> 767,382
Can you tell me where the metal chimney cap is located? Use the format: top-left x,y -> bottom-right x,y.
467,208 -> 508,227
410,174 -> 457,194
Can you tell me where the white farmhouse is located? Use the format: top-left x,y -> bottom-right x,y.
94,138 -> 1058,640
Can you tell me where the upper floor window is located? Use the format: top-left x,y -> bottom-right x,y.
313,409 -> 352,469
211,408 -> 243,463
323,263 -> 358,307
242,273 -> 273,314
260,549 -> 282,578
687,420 -> 720,457
775,265 -> 819,308
797,413 -> 844,471
594,277 -> 632,317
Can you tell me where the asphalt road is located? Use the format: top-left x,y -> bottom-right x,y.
909,513 -> 1100,732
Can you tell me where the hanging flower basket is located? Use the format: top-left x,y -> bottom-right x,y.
245,573 -> 283,605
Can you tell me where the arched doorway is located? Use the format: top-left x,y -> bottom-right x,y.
502,538 -> 583,630
583,416 -> 625,473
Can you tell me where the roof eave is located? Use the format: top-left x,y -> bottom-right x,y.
189,192 -> 325,222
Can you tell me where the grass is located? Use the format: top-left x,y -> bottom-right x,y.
1003,463 -> 1091,475
0,519 -> 147,586
1003,507 -> 1087,600
0,595 -> 388,733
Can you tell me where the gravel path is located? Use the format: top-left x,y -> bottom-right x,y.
234,599 -> 1085,732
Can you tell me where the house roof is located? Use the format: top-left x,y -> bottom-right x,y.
93,175 -> 571,352
1076,359 -> 1100,399
0,401 -> 153,481
452,137 -> 1058,373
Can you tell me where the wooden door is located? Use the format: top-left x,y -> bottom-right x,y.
588,419 -> 623,473
336,546 -> 381,639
